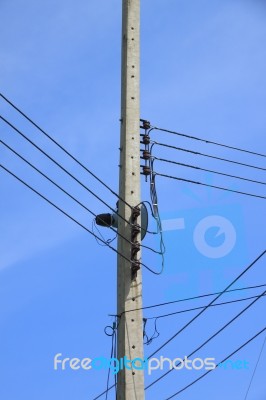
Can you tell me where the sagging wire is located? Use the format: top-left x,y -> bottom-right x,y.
143,292 -> 266,346
143,317 -> 160,346
92,219 -> 117,247
140,121 -> 166,275
104,319 -> 118,400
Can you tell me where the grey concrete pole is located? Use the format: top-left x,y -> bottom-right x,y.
117,0 -> 145,398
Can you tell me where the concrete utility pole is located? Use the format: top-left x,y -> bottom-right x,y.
117,0 -> 145,399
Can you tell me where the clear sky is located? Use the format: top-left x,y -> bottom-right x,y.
0,1 -> 266,399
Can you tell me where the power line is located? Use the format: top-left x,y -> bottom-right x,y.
1,140 -> 133,246
91,288 -> 266,400
142,293 -> 266,347
244,334 -> 266,400
152,155 -> 266,186
1,164 -> 161,275
146,293 -> 266,320
1,139 -> 159,256
93,253 -> 266,399
91,385 -> 115,400
117,283 -> 266,314
154,172 -> 266,200
152,140 -> 266,171
146,289 -> 266,390
164,326 -> 266,399
0,116 -> 132,226
148,160 -> 166,274
0,164 -> 134,265
1,116 -> 166,261
105,323 -> 116,400
0,93 -> 134,210
146,250 -> 265,360
152,125 -> 266,158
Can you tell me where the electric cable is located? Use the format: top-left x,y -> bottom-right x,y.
105,334 -> 114,400
152,125 -> 266,158
92,219 -> 117,247
146,154 -> 166,275
154,172 -> 266,200
152,155 -> 266,186
0,164 -> 134,266
146,289 -> 266,390
145,293 -> 266,320
151,140 -> 266,171
0,164 -> 131,262
116,283 -> 266,314
164,326 -> 266,399
244,334 -> 266,400
1,131 -> 164,258
146,249 -> 265,360
0,116 -> 133,226
91,281 -> 266,400
1,164 -> 162,275
0,93 -> 134,210
91,385 -> 115,400
104,321 -> 117,400
0,140 -> 134,247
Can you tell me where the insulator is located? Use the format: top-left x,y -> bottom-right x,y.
131,243 -> 140,258
131,224 -> 141,240
132,206 -> 141,221
142,150 -> 151,160
142,134 -> 150,145
142,166 -> 151,176
131,260 -> 141,276
143,121 -> 151,130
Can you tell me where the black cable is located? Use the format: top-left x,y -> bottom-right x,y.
0,93 -> 134,210
146,156 -> 166,274
244,334 -> 266,400
140,201 -> 160,235
0,140 -> 133,246
92,219 -> 117,247
91,385 -> 115,400
152,155 -> 266,186
154,172 -> 266,200
166,325 -> 266,399
164,326 -> 266,399
1,164 -> 161,275
91,286 -> 266,399
146,249 -> 265,360
0,164 -> 134,265
1,136 -> 163,260
152,140 -> 266,171
0,116 -> 133,227
1,98 -> 165,270
146,289 -> 266,390
114,328 -> 117,400
117,283 -> 266,314
3,139 -> 157,255
146,293 -> 266,320
2,139 -> 157,254
152,125 -> 266,158
105,335 -> 114,400
104,322 -> 116,400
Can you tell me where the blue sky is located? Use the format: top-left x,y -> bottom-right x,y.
0,0 -> 266,399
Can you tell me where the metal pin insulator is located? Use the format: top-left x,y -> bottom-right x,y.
142,135 -> 150,145
131,243 -> 140,258
142,166 -> 151,175
142,150 -> 151,160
